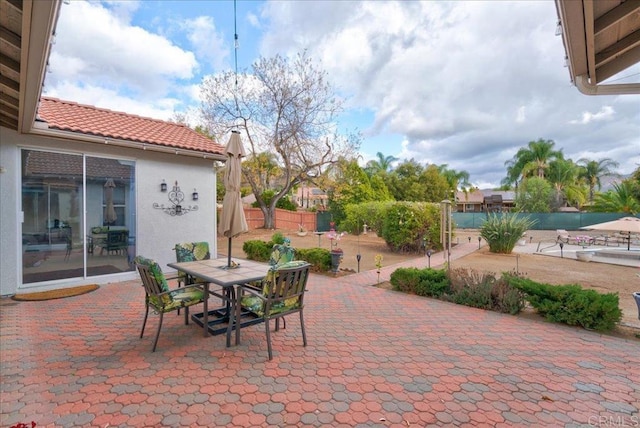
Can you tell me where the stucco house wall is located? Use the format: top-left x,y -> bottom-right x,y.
0,126 -> 218,296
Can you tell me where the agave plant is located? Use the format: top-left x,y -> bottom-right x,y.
480,213 -> 535,254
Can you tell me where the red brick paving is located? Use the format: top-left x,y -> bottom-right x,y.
1,243 -> 639,427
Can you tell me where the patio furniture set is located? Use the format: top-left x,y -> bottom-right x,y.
134,241 -> 310,360
556,229 -> 637,247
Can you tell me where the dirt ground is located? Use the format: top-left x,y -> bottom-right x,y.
219,228 -> 640,337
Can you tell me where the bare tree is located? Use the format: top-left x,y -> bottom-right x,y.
200,51 -> 359,228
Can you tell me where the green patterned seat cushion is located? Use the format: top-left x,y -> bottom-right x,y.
149,287 -> 205,312
269,244 -> 296,267
241,260 -> 309,316
175,242 -> 211,262
174,242 -> 211,282
244,243 -> 296,290
134,255 -> 169,292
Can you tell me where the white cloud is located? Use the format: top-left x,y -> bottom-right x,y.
569,106 -> 615,125
182,16 -> 228,72
46,1 -> 197,104
45,0 -> 640,188
258,1 -> 639,187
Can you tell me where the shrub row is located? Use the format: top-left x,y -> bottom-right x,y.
504,275 -> 622,331
389,267 -> 525,315
241,233 -> 332,273
389,267 -> 622,330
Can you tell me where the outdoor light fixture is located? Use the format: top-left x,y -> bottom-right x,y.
468,236 -> 471,243
478,236 -> 482,249
153,180 -> 198,216
426,249 -> 432,268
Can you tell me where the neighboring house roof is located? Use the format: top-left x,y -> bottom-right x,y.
555,0 -> 640,95
481,190 -> 515,202
37,97 -> 225,158
23,151 -> 132,180
455,190 -> 484,204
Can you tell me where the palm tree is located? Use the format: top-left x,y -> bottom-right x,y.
546,159 -> 587,210
503,138 -> 563,186
364,152 -> 398,176
577,157 -> 620,203
590,181 -> 640,214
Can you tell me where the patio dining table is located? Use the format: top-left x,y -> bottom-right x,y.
167,258 -> 268,346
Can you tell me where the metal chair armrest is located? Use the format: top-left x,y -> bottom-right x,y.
238,283 -> 267,300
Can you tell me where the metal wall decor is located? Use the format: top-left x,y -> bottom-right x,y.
153,180 -> 199,216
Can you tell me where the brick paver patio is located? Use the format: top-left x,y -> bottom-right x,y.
1,243 -> 638,427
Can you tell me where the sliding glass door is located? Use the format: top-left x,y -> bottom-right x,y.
21,150 -> 136,284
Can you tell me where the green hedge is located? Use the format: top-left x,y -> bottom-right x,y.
505,275 -> 622,331
242,237 -> 332,273
296,248 -> 331,272
390,267 -> 621,330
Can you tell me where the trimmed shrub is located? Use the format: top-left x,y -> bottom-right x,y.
415,268 -> 450,297
448,268 -> 525,314
296,247 -> 331,272
389,267 -> 449,296
242,240 -> 273,262
243,239 -> 332,273
389,268 -> 422,293
271,232 -> 286,245
381,202 -> 442,253
506,276 -> 622,331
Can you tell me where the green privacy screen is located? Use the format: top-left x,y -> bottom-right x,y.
452,212 -> 638,230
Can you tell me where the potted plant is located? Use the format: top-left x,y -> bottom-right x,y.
330,247 -> 343,274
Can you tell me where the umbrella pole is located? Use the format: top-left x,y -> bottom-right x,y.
228,237 -> 232,267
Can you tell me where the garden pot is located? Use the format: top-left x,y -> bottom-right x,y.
330,251 -> 343,274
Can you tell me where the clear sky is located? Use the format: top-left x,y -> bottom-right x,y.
44,0 -> 640,188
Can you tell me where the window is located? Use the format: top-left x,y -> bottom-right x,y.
21,150 -> 136,284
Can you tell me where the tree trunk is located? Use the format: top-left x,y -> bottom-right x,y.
262,205 -> 275,229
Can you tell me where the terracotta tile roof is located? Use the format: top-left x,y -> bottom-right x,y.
37,97 -> 225,156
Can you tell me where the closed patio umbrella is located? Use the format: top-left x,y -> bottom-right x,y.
104,179 -> 117,226
218,130 -> 248,267
580,216 -> 640,250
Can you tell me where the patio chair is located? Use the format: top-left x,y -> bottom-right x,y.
235,260 -> 310,360
100,229 -> 129,256
174,241 -> 211,314
633,292 -> 640,321
134,255 -> 206,352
